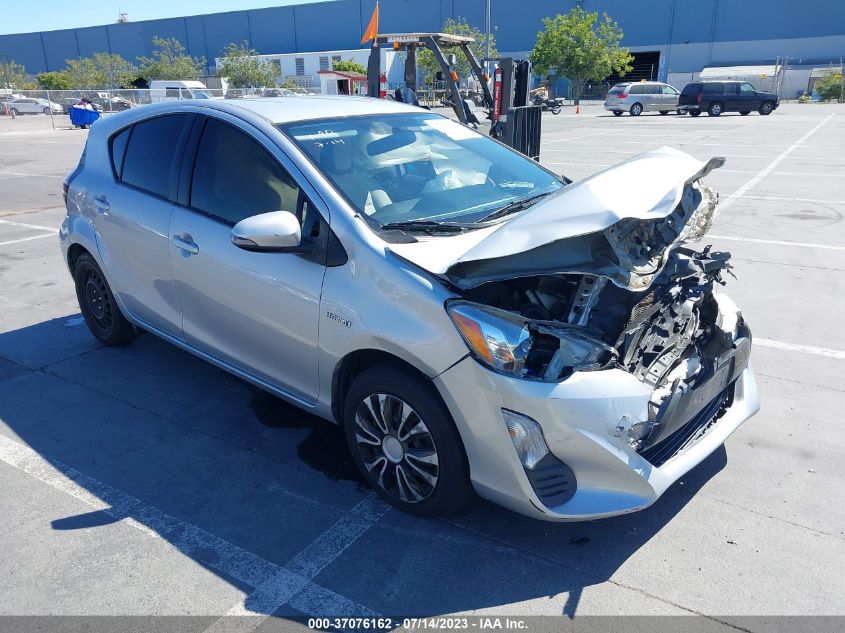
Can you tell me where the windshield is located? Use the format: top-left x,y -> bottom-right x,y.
279,113 -> 562,227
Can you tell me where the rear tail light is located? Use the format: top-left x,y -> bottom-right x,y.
696,94 -> 702,103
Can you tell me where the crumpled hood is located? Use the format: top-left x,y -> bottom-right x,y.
388,147 -> 724,290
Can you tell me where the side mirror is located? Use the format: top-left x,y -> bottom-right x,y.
231,211 -> 301,252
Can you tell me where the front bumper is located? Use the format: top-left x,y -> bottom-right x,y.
434,323 -> 759,521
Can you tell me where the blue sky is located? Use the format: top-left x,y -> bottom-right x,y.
0,0 -> 334,35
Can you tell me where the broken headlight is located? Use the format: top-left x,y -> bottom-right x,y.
447,300 -> 615,380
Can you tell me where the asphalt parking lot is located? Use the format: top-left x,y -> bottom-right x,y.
1,104 -> 843,627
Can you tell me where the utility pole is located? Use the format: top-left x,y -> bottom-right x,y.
840,56 -> 844,103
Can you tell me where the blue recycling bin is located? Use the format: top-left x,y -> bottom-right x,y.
69,105 -> 101,128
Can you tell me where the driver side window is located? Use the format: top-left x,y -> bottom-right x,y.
190,118 -> 304,226
740,83 -> 756,93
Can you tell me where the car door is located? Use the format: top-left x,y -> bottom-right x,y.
739,82 -> 761,110
661,84 -> 679,110
91,113 -> 193,336
722,83 -> 742,111
169,114 -> 327,403
17,99 -> 36,113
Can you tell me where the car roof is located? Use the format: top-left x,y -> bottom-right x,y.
177,95 -> 422,124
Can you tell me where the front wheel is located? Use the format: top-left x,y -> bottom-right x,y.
43,107 -> 51,114
708,102 -> 723,116
629,103 -> 643,116
677,109 -> 685,115
759,101 -> 774,115
343,367 -> 472,517
73,253 -> 136,346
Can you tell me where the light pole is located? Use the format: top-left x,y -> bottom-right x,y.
485,0 -> 491,70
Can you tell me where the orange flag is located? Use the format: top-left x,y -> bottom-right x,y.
361,2 -> 379,44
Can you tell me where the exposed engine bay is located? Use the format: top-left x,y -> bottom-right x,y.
451,181 -> 748,454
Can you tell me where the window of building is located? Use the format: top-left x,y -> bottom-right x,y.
295,58 -> 305,76
319,56 -> 329,71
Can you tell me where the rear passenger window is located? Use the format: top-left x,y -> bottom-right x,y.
629,84 -> 643,95
121,115 -> 188,199
189,118 -> 302,226
702,83 -> 723,94
109,127 -> 131,179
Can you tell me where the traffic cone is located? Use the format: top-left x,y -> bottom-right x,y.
575,105 -> 580,114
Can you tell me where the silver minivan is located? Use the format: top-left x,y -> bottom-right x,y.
605,82 -> 681,116
61,97 -> 758,521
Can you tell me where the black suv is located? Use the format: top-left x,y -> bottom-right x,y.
679,81 -> 779,117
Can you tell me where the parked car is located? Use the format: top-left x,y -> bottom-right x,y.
92,96 -> 135,112
61,98 -> 758,521
604,81 -> 681,116
6,97 -> 64,115
149,80 -> 211,102
678,81 -> 779,116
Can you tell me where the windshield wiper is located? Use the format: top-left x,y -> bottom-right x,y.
379,220 -> 471,235
476,191 -> 555,223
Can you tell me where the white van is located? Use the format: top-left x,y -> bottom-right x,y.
149,80 -> 213,103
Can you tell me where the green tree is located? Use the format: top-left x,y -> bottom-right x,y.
530,8 -> 633,104
417,17 -> 497,83
331,59 -> 367,75
65,53 -> 136,89
218,41 -> 280,88
37,70 -> 74,90
0,59 -> 36,89
138,36 -> 206,81
814,71 -> 843,102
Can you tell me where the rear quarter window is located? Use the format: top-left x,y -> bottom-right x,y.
702,83 -> 723,94
109,127 -> 131,179
608,86 -> 625,95
120,115 -> 188,199
681,84 -> 701,95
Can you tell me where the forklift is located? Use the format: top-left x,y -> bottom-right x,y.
366,32 -> 541,160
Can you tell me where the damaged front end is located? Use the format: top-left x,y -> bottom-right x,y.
446,171 -> 752,463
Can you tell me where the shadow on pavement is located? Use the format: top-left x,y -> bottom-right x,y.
0,314 -> 727,617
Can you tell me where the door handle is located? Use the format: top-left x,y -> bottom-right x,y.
93,194 -> 109,214
172,235 -> 199,255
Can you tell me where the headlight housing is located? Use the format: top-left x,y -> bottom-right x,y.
446,300 -> 615,380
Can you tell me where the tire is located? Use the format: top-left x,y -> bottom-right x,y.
9,108 -> 19,116
629,103 -> 643,116
551,107 -> 561,115
43,107 -> 51,114
759,101 -> 774,115
677,109 -> 685,115
708,102 -> 723,116
343,366 -> 473,517
612,110 -> 623,117
659,110 -> 669,115
740,110 -> 751,116
689,110 -> 701,117
73,253 -> 136,346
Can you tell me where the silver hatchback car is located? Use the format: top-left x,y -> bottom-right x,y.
604,81 -> 681,116
60,97 -> 758,521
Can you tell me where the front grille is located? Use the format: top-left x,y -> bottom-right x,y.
639,386 -> 732,467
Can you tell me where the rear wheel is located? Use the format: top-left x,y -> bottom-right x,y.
759,101 -> 774,115
612,110 -> 623,117
9,108 -> 19,116
73,253 -> 136,346
689,110 -> 701,117
629,103 -> 643,116
740,110 -> 751,116
708,102 -> 723,116
343,367 -> 472,517
659,110 -> 669,115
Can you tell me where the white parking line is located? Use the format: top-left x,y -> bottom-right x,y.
0,170 -> 65,179
738,194 -> 845,206
0,233 -> 56,247
0,434 -> 382,619
754,339 -> 845,360
718,113 -> 836,212
0,218 -> 58,232
708,234 -> 845,251
541,131 -> 612,144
